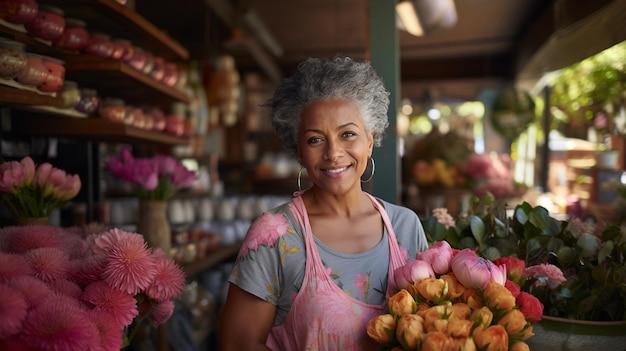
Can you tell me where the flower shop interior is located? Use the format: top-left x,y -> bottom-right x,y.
1,0 -> 625,350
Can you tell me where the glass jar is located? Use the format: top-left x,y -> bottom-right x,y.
53,18 -> 89,51
0,38 -> 27,80
38,56 -> 65,92
0,0 -> 38,25
141,51 -> 154,75
99,98 -> 126,123
149,56 -> 165,81
85,32 -> 114,59
127,47 -> 146,71
74,88 -> 100,115
24,5 -> 65,41
59,80 -> 81,109
14,53 -> 48,87
111,39 -> 133,61
161,62 -> 179,87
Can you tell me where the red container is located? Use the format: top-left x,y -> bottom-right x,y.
0,0 -> 38,25
53,18 -> 89,51
161,62 -> 179,87
14,53 -> 48,87
85,32 -> 114,58
111,39 -> 133,61
24,4 -> 65,41
38,56 -> 64,92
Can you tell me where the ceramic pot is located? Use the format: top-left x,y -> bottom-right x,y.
73,88 -> 99,115
85,32 -> 114,58
24,4 -> 65,41
16,216 -> 49,226
527,316 -> 626,351
53,18 -> 89,51
137,200 -> 171,252
38,56 -> 64,92
0,0 -> 38,24
14,53 -> 48,87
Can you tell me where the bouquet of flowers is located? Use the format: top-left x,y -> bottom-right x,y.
105,147 -> 196,200
422,193 -> 626,322
0,224 -> 186,351
367,241 -> 543,350
0,156 -> 81,218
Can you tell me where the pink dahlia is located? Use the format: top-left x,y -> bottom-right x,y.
67,255 -> 106,287
24,247 -> 69,283
100,230 -> 157,295
20,295 -> 99,351
144,251 -> 185,301
89,310 -> 124,351
92,228 -> 145,255
47,279 -> 83,299
0,252 -> 32,282
4,225 -> 64,254
0,284 -> 28,338
9,275 -> 53,309
83,281 -> 138,326
149,300 -> 175,325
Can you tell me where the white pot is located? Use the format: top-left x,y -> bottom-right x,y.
596,150 -> 619,169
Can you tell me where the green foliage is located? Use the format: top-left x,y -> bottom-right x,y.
420,193 -> 626,321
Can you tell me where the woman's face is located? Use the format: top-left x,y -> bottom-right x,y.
297,99 -> 374,196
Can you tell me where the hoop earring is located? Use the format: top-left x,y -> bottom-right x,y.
361,157 -> 375,183
297,167 -> 304,191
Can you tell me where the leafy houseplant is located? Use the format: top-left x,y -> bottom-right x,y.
422,193 -> 626,322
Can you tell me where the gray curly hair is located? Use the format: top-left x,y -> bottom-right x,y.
266,55 -> 390,157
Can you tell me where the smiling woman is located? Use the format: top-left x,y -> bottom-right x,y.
219,55 -> 429,351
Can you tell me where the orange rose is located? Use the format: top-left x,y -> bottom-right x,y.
366,314 -> 396,344
414,277 -> 446,301
471,306 -> 494,328
440,273 -> 466,299
448,318 -> 473,338
510,341 -> 531,351
483,280 -> 516,311
450,336 -> 477,351
497,309 -> 528,335
396,314 -> 425,349
388,289 -> 417,317
421,331 -> 452,351
462,288 -> 482,310
472,325 -> 509,351
448,302 -> 471,320
521,325 -> 534,340
422,305 -> 447,329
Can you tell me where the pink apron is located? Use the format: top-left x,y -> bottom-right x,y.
266,193 -> 406,350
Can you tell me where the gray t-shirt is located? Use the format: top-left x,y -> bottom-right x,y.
229,196 -> 428,326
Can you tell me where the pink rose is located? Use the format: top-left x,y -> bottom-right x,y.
451,249 -> 506,289
416,241 -> 453,274
524,264 -> 566,289
493,256 -> 525,283
393,259 -> 435,291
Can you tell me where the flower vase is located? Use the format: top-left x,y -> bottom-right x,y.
526,316 -> 626,351
16,216 -> 50,226
137,200 -> 171,253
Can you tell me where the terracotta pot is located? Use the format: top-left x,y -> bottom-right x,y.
527,315 -> 626,351
137,200 -> 171,253
16,216 -> 49,226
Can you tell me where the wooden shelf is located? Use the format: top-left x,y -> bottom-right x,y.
60,55 -> 190,107
42,0 -> 188,61
183,242 -> 241,277
0,84 -> 64,108
10,112 -> 190,146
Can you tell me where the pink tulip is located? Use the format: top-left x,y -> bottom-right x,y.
20,156 -> 36,185
42,168 -> 67,198
394,259 -> 435,290
58,174 -> 81,201
35,162 -> 53,188
170,165 -> 196,188
0,160 -> 26,193
451,249 -> 506,289
416,241 -> 454,274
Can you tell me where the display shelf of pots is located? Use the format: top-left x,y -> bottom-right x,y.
182,240 -> 241,277
8,110 -> 189,146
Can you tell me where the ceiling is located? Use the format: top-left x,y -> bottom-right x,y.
139,0 -> 625,102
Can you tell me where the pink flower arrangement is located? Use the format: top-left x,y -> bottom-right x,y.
461,152 -> 526,198
105,147 -> 196,200
368,241 -> 544,350
0,225 -> 186,351
0,156 -> 81,218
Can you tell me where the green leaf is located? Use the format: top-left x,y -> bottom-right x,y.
470,215 -> 486,244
